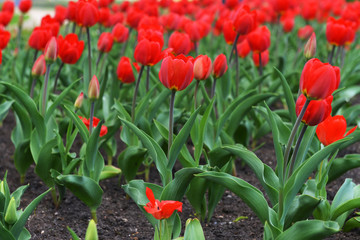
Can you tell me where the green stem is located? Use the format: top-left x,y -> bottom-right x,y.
41,63 -> 52,116
131,65 -> 145,122
235,45 -> 239,96
168,90 -> 176,158
53,62 -> 65,93
194,80 -> 200,110
86,27 -> 92,82
146,65 -> 151,92
30,76 -> 38,98
89,101 -> 95,135
121,27 -> 133,56
50,188 -> 59,208
258,52 -> 262,92
328,45 -> 336,65
91,209 -> 98,223
96,51 -> 103,71
229,32 -> 240,64
211,77 -> 217,98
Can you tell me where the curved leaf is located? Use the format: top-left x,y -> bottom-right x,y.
328,154 -> 360,182
184,218 -> 205,240
118,146 -> 147,182
63,105 -> 89,142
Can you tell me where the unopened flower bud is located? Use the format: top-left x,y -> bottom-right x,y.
212,54 -> 228,78
5,197 -> 17,225
0,181 -> 5,194
88,75 -> 100,100
193,55 -> 212,81
44,37 -> 58,63
32,54 -> 46,77
304,33 -> 316,59
74,92 -> 84,109
85,219 -> 98,240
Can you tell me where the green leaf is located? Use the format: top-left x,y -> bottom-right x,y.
134,83 -> 158,125
168,107 -> 200,170
13,141 -> 33,177
196,171 -> 269,224
328,154 -> 360,182
99,165 -> 122,181
208,147 -> 232,169
11,185 -> 29,208
63,105 -> 89,142
273,67 -> 296,124
148,90 -> 171,121
113,99 -> 131,121
0,100 -> 13,122
118,146 -> 147,182
275,220 -> 339,240
56,175 -> 103,210
343,216 -> 360,232
184,219 -> 205,240
120,118 -> 171,184
10,189 -> 50,239
67,226 -> 81,240
0,223 -> 15,240
223,144 -> 279,205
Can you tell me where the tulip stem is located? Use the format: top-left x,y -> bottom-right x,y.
96,51 -> 104,71
17,14 -> 23,49
194,80 -> 200,110
168,90 -> 176,158
194,41 -> 198,56
41,63 -> 52,116
53,62 -> 65,93
328,45 -> 336,65
146,65 -> 150,92
91,209 -> 98,223
30,77 -> 38,98
258,52 -> 263,92
131,65 -> 145,122
121,27 -> 133,56
86,27 -> 92,82
286,124 -> 308,179
72,22 -> 77,33
89,101 -> 95,135
229,33 -> 240,64
283,98 -> 310,180
32,49 -> 39,65
211,77 -> 217,98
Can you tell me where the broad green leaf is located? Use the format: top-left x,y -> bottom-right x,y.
273,67 -> 296,124
208,147 -> 232,169
113,99 -> 131,121
186,178 -> 207,221
168,108 -> 200,170
0,223 -> 15,240
184,219 -> 205,240
10,189 -> 50,239
148,90 -> 171,121
276,220 -> 339,240
328,154 -> 360,182
118,146 -> 147,182
196,171 -> 269,224
11,102 -> 32,140
11,185 -> 29,208
99,165 -> 121,180
120,118 -> 171,184
331,178 -> 355,213
293,126 -> 316,170
56,175 -> 103,210
0,100 -> 13,122
224,144 -> 279,205
134,83 -> 158,125
13,141 -> 33,177
63,105 -> 89,142
343,216 -> 360,232
331,198 -> 360,221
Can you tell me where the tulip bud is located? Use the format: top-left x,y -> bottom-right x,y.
74,92 -> 84,109
5,197 -> 17,225
212,54 -> 228,78
193,55 -> 212,81
304,33 -> 316,59
88,75 -> 100,100
85,219 -> 98,240
32,55 -> 46,77
296,94 -> 333,126
0,181 -> 5,194
44,37 -> 58,63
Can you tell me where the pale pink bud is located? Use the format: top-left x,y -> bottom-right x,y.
193,55 -> 212,81
304,32 -> 316,59
32,54 -> 46,77
44,37 -> 58,63
74,92 -> 84,109
88,75 -> 100,100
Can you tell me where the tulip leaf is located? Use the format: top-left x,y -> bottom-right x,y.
63,105 -> 89,142
343,216 -> 360,232
273,67 -> 296,124
0,100 -> 13,122
184,218 -> 205,240
11,102 -> 32,141
113,100 -> 131,121
10,189 -> 50,239
118,146 -> 147,182
56,175 -> 103,210
148,90 -> 171,121
208,147 -> 233,169
293,126 -> 317,170
196,171 -> 270,224
67,227 -> 81,240
120,118 -> 171,184
168,107 -> 200,171
275,220 -> 340,240
13,140 -> 33,178
0,223 -> 15,240
135,83 -> 158,125
45,79 -> 80,123
328,154 -> 360,182
223,144 -> 279,205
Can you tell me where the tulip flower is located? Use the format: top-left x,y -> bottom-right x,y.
79,116 -> 108,137
30,55 -> 46,98
134,38 -> 162,67
111,23 -> 129,43
28,26 -> 52,60
76,0 -> 99,27
143,187 -> 182,220
41,15 -> 60,37
304,33 -> 316,60
74,92 -> 84,111
237,39 -> 251,59
299,58 -> 340,100
252,50 -> 269,67
0,28 -> 10,49
297,25 -> 314,40
168,31 -> 191,56
193,55 -> 212,108
2,0 -> 14,13
44,37 -> 58,63
116,57 -> 137,84
316,115 -> 357,146
296,94 -> 333,126
0,11 -> 13,27
19,0 -> 32,14
211,54 -> 228,98
247,26 -> 271,54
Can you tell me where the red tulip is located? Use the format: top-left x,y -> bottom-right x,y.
0,28 -> 10,49
66,1 -> 77,22
212,54 -> 228,78
143,187 -> 183,220
326,17 -> 356,46
55,5 -> 67,25
138,15 -> 163,33
316,115 -> 357,146
79,116 -> 108,137
137,29 -> 164,49
159,12 -> 180,31
99,0 -> 111,8
44,37 -> 58,63
247,26 -> 271,53
300,58 -> 340,100
2,0 -> 14,13
297,25 -> 314,40
28,27 -> 51,51
97,32 -> 113,53
301,0 -> 317,21
222,19 -> 238,45
88,75 -> 100,100
134,38 -> 162,66
159,54 -> 194,91
237,39 -> 251,58
193,55 -> 212,81
252,50 -> 269,67
281,14 -> 294,33
232,5 -> 257,35
126,7 -> 143,29
98,8 -> 110,26
296,94 -> 333,126
57,33 -> 84,64
183,19 -> 210,42
19,0 -> 32,14
112,23 -> 129,43
108,12 -> 124,26
41,15 -> 60,37
116,57 -> 136,84
0,11 -> 13,26
272,0 -> 291,13
76,0 -> 99,27
168,31 -> 191,55
31,55 -> 46,77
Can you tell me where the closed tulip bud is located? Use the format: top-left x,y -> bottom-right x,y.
296,94 -> 333,126
134,38 -> 162,66
300,58 -> 340,100
5,197 -> 17,225
247,26 -> 271,53
232,5 -> 256,35
116,57 -> 136,84
97,32 -> 113,53
88,75 -> 100,100
19,0 -> 32,14
252,50 -> 269,67
32,55 -> 46,77
168,31 -> 191,55
44,37 -> 58,63
304,32 -> 316,59
74,92 -> 84,109
212,54 -> 228,78
193,55 -> 212,81
85,219 -> 98,240
111,23 -> 129,43
316,115 -> 357,146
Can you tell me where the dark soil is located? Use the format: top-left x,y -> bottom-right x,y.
1,111 -> 360,239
